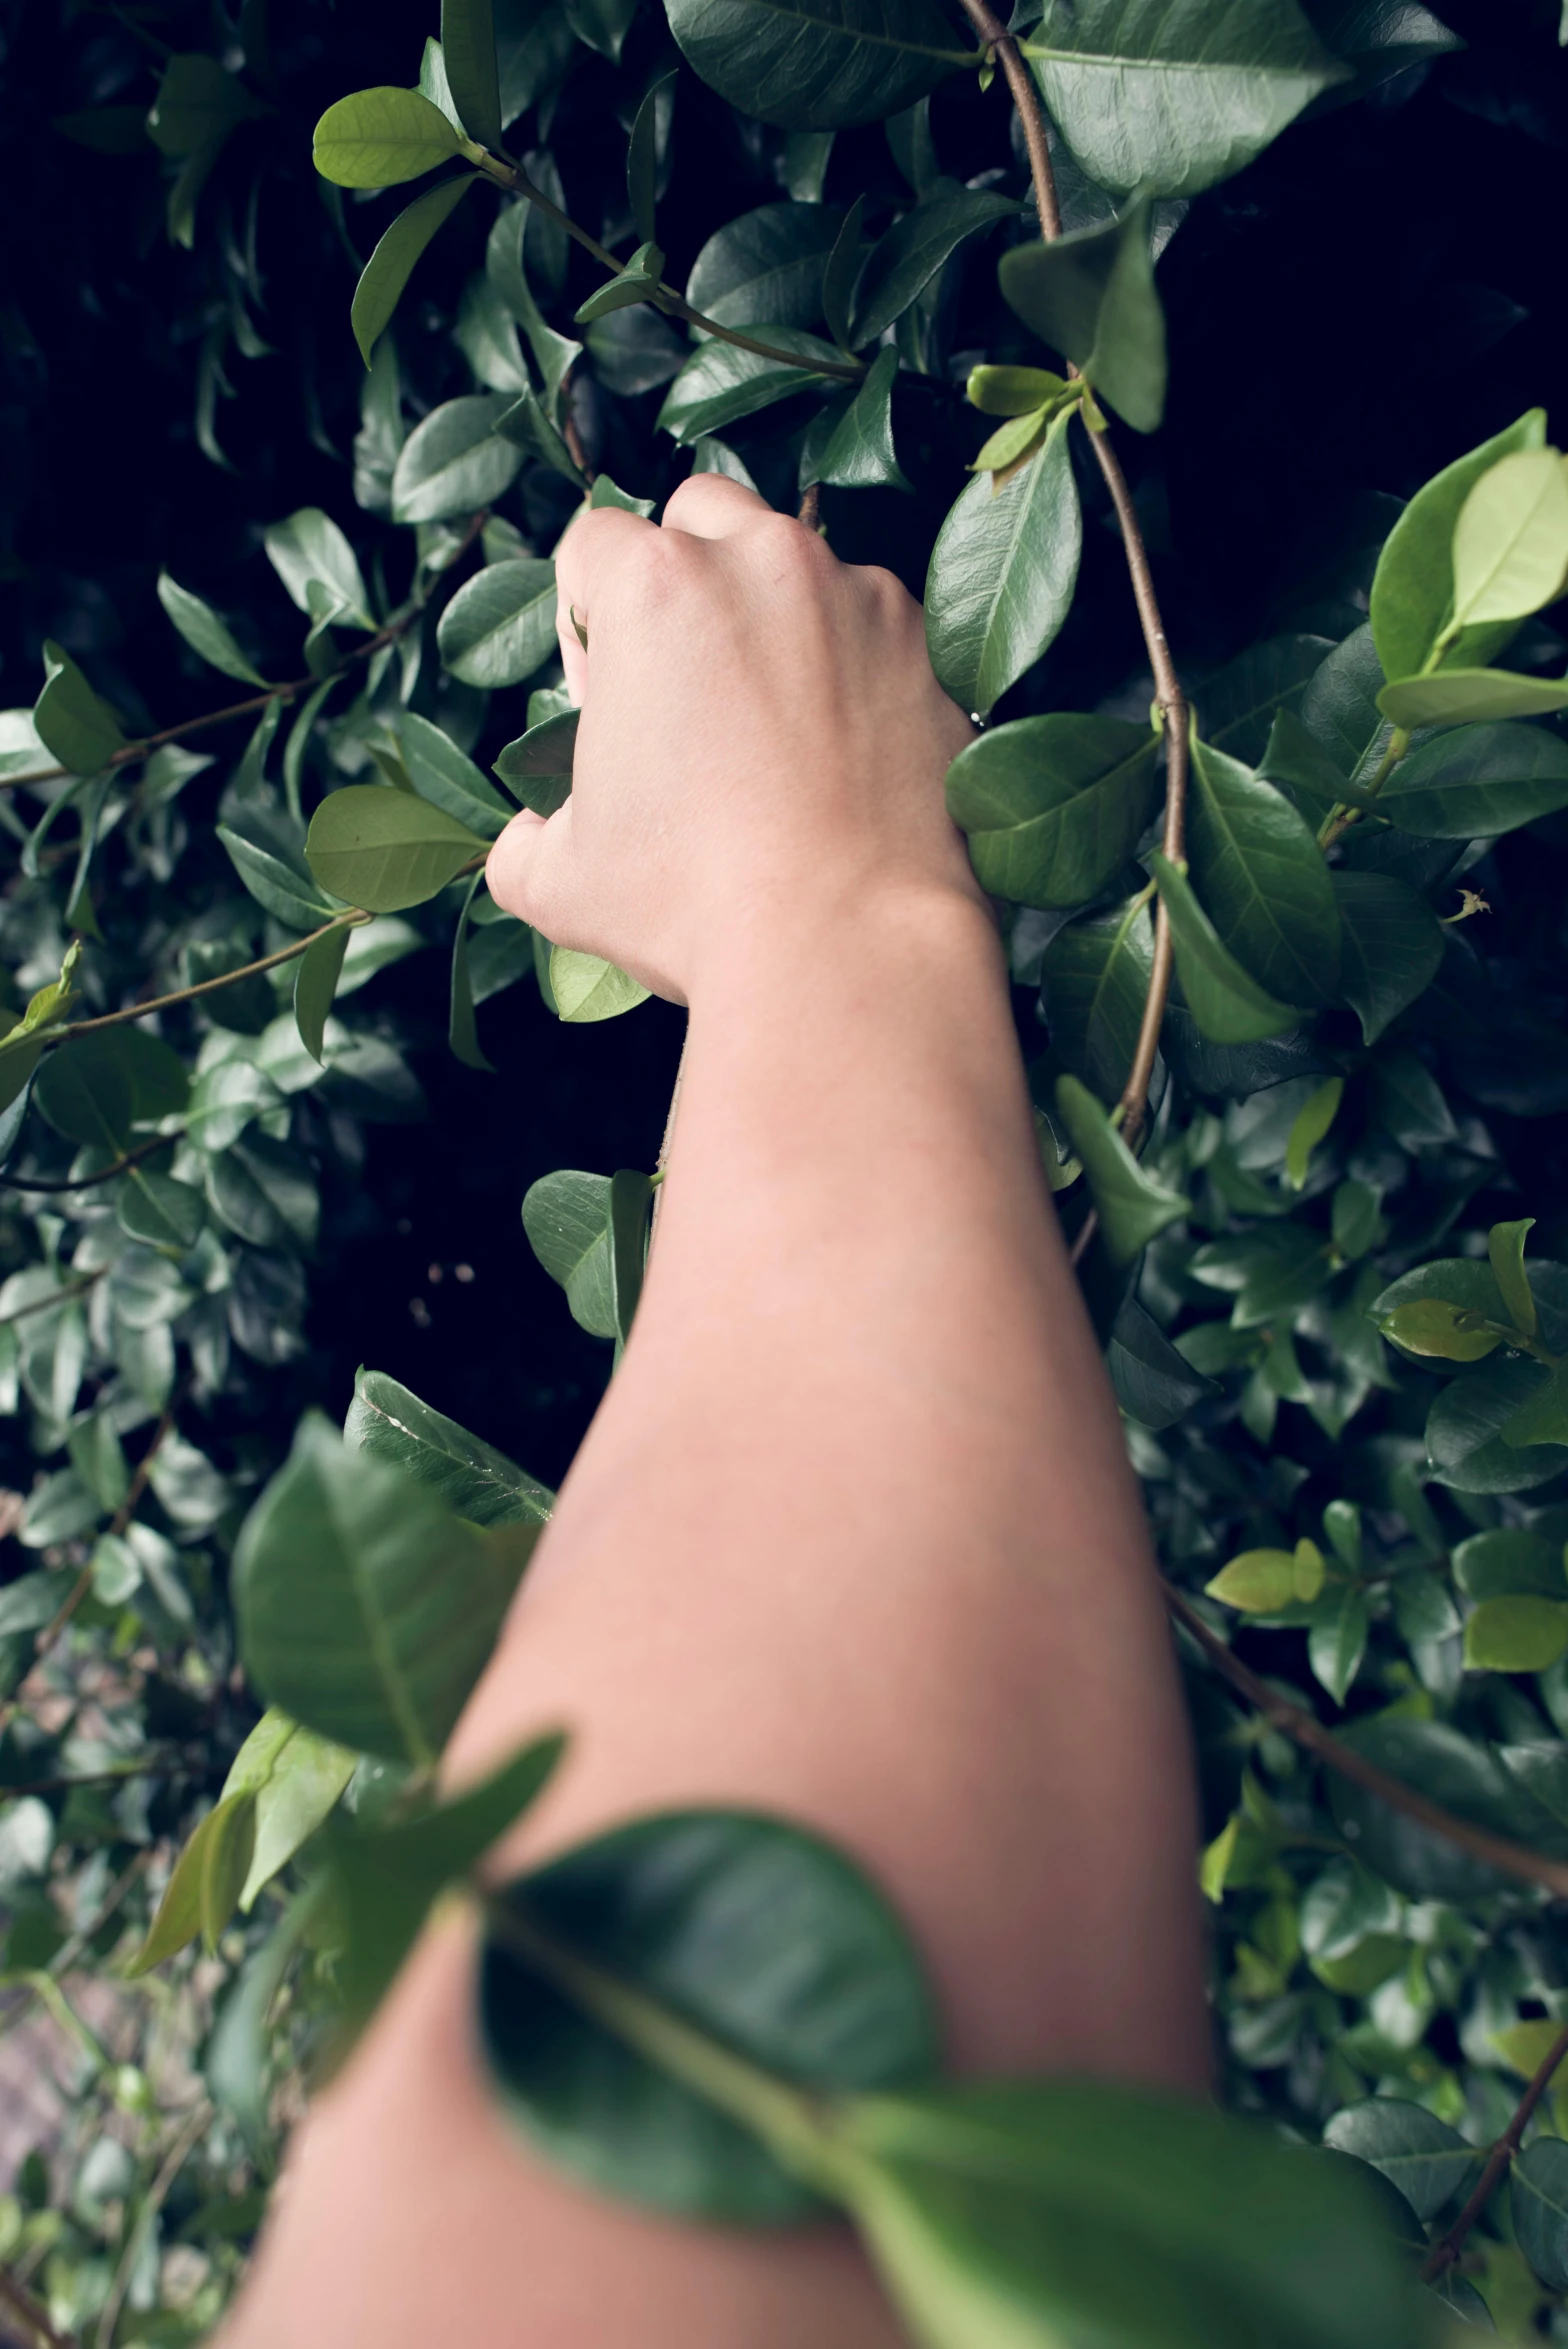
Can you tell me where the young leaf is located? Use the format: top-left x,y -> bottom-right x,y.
294,922 -> 351,1065
441,0 -> 502,149
306,787 -> 488,912
945,716 -> 1160,909
1329,872 -> 1444,1046
804,347 -> 910,492
346,1367 -> 554,1525
312,86 -> 465,188
1053,1075 -> 1190,1265
574,241 -> 665,325
391,392 -> 524,524
966,365 -> 1071,418
1376,1301 -> 1501,1363
967,411 -> 1051,476
849,187 -> 1020,349
924,410 -> 1081,717
548,950 -> 651,1023
34,641 -> 125,774
1205,1549 -> 1299,1613
493,708 -> 577,817
1021,0 -> 1348,199
1369,409 -> 1548,684
398,710 -> 513,836
1449,447 -> 1568,633
999,194 -> 1166,434
351,175 -> 478,367
156,572 -> 267,685
656,330 -> 841,444
128,1792 -> 258,1973
220,1708 -> 358,1910
1187,736 -> 1341,1004
450,873 -> 493,1072
1376,719 -> 1568,837
1148,854 -> 1301,1044
686,200 -> 843,332
1377,665 -> 1568,727
1285,1076 -> 1342,1189
1488,1217 -> 1537,1337
234,1414 -> 532,1763
436,557 -> 558,687
663,0 -> 963,130
1463,1597 -> 1568,1674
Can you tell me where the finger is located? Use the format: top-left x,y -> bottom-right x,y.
486,806 -> 574,937
660,471 -> 773,541
552,505 -> 657,701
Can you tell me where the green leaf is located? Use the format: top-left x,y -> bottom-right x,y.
945,716 -> 1160,909
128,1792 -> 257,1973
1022,0 -> 1347,200
966,365 -> 1071,419
1330,871 -> 1444,1045
1369,410 -> 1548,684
1053,1074 -> 1190,1265
1149,853 -> 1301,1043
306,787 -> 487,913
1377,720 -> 1568,838
1105,1298 -> 1218,1429
656,329 -> 841,444
664,0 -> 965,130
574,241 -> 666,325
822,194 -> 866,350
1514,2139 -> 1568,2295
219,803 -> 336,931
493,708 -> 577,817
494,386 -> 587,484
52,104 -> 153,155
34,641 -> 125,774
312,86 -> 465,188
442,0 -> 503,148
146,52 -> 259,159
206,1134 -> 321,1253
1322,2100 -> 1482,2225
156,572 -> 267,685
392,392 -> 524,525
1378,666 -> 1568,727
999,193 -> 1166,434
1427,1356 -> 1567,1494
607,1168 -> 652,1357
1454,1530 -> 1565,1603
522,1166 -> 650,1339
399,710 -> 514,836
1206,1548 -> 1303,1613
924,410 -> 1081,718
117,1171 -> 206,1253
840,2079 -> 1424,2349
1203,635 -> 1332,765
234,1414 -> 533,1764
345,1367 -> 554,1526
627,73 -> 675,247
1449,448 -> 1568,633
264,508 -> 373,629
1488,1218 -> 1537,1337
293,922 -> 351,1065
1369,1048 -> 1457,1150
450,873 -> 493,1072
1500,1363 -> 1568,1453
436,557 -> 558,687
804,346 -> 910,492
1039,895 -> 1155,1100
487,203 -> 582,413
850,186 -> 1019,348
220,1708 -> 359,1909
1309,1586 -> 1369,1704
1464,1597 -> 1568,1674
967,411 -> 1051,476
548,949 -> 651,1023
1285,1075 -> 1342,1188
685,201 -> 842,329
1377,1301 -> 1501,1364
1372,1256 -> 1509,1331
33,1033 -> 135,1150
479,1808 -> 938,2220
563,0 -> 639,63
1327,1715 -> 1523,1900
1187,736 -> 1341,1004
351,174 -> 478,367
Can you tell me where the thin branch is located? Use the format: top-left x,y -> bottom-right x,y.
0,1271 -> 104,1325
0,1136 -> 170,1193
56,909 -> 370,1040
0,2265 -> 78,2349
0,1750 -> 195,1798
95,2102 -> 210,2349
1163,1581 -> 1568,1900
1422,2020 -> 1568,2282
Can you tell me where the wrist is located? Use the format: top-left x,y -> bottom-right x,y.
683,872 -> 998,1012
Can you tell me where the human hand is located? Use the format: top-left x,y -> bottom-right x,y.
485,475 -> 978,1004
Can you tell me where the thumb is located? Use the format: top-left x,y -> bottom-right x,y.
485,803 -> 578,937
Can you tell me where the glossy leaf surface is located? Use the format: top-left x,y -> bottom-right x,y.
946,715 -> 1160,909
925,412 -> 1081,718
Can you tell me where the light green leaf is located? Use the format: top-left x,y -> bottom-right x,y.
574,241 -> 665,325
305,786 -> 488,912
294,922 -> 351,1065
351,175 -> 478,367
128,1793 -> 257,1973
805,347 -> 910,492
656,329 -> 842,444
1053,1074 -> 1190,1264
1285,1076 -> 1342,1188
966,365 -> 1071,418
1187,735 -> 1341,1004
850,185 -> 1020,348
392,392 -> 524,524
264,508 -> 373,629
1205,1548 -> 1299,1613
1149,853 -> 1301,1043
1376,720 -> 1568,838
686,201 -> 842,329
548,949 -> 651,1023
156,572 -> 267,685
313,86 -> 465,188
399,710 -> 513,836
1022,0 -> 1347,200
234,1414 -> 532,1764
946,715 -> 1160,908
1377,1300 -> 1501,1363
967,411 -> 1051,476
522,1165 -> 651,1342
1449,448 -> 1568,632
34,641 -> 126,774
1488,1217 -> 1537,1337
999,193 -> 1166,433
1377,665 -> 1568,727
346,1366 -> 554,1526
442,0 -> 503,147
220,1708 -> 359,1909
1039,895 -> 1155,1100
1329,871 -> 1444,1046
437,557 -> 558,687
1369,409 -> 1548,684
924,409 -> 1081,718
1465,1597 -> 1568,1674
664,0 -> 966,130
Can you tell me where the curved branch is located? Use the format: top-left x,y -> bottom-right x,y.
1422,2020 -> 1568,2282
56,909 -> 370,1040
0,1135 -> 171,1193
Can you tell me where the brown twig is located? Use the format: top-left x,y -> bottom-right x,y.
56,909 -> 370,1040
0,2266 -> 78,2349
0,1136 -> 171,1193
0,1271 -> 104,1326
955,0 -> 1188,1155
1163,1581 -> 1568,1900
1422,2020 -> 1568,2282
94,2101 -> 210,2349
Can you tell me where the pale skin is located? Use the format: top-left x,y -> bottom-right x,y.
223,476 -> 1209,2348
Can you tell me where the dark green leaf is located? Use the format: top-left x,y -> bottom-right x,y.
1022,0 -> 1347,199
1107,1299 -> 1218,1429
34,1033 -> 136,1150
219,804 -> 336,931
924,410 -> 1081,718
664,0 -> 966,130
345,1367 -> 554,1525
574,241 -> 665,325
51,104 -> 153,156
147,53 -> 259,159
391,392 -> 524,524
822,194 -> 866,349
1515,2139 -> 1568,2294
205,1135 -> 320,1252
1321,2100 -> 1481,2225
1454,1530 -> 1564,1602
1369,410 -> 1548,685
1368,1049 -> 1457,1150
351,175 -> 478,368
627,73 -> 676,247
1054,1074 -> 1190,1265
306,786 -> 488,913
293,922 -> 351,1065
480,1808 -> 938,2219
1259,705 -> 1379,812
399,711 -> 513,836
494,386 -> 587,484
946,715 -> 1160,908
563,0 -> 639,62
656,329 -> 841,444
607,1168 -> 651,1357
1330,871 -> 1444,1044
1198,634 -> 1331,765
1149,853 -> 1302,1043
450,872 -> 493,1072
235,1414 -> 532,1763
805,347 -> 910,492
999,194 -> 1166,434
157,572 -> 267,685
117,1171 -> 206,1253
1328,1715 -> 1521,1899
1378,667 -> 1568,729
437,557 -> 559,687
1308,1587 -> 1369,1704
1501,1362 -> 1568,1453
487,202 -> 581,410
494,708 -> 577,816
1376,721 -> 1568,838
1428,1356 -> 1566,1494
442,0 -> 503,147
1040,894 -> 1155,1099
1187,736 -> 1341,1003
686,203 -> 843,330
313,85 -> 465,188
850,185 -> 1019,348
34,641 -> 125,774
1190,1223 -> 1329,1326
1297,622 -> 1393,789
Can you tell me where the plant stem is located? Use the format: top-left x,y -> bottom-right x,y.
95,2102 -> 210,2349
0,1271 -> 104,1325
1163,1582 -> 1568,1899
1318,726 -> 1409,849
955,0 -> 1188,1154
1421,2020 -> 1568,2283
0,1135 -> 172,1193
0,2265 -> 78,2349
55,909 -> 371,1040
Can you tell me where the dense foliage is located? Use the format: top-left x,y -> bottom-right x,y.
3,0 -> 1568,2342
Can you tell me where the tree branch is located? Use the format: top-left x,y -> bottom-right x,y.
94,2102 -> 210,2349
1421,2019 -> 1568,2283
0,1271 -> 104,1324
1163,1581 -> 1568,1901
0,2266 -> 78,2349
55,908 -> 370,1040
0,1136 -> 172,1193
